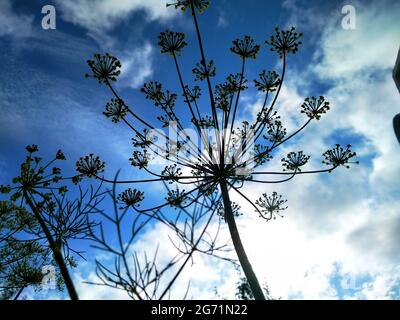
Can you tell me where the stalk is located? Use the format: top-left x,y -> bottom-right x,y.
23,191 -> 79,300
219,180 -> 265,300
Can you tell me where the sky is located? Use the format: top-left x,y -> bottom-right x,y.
0,0 -> 400,299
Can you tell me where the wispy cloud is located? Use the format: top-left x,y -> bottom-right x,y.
217,14 -> 229,28
313,0 -> 400,79
51,0 -> 175,89
0,0 -> 33,38
54,0 -> 177,34
119,42 -> 154,89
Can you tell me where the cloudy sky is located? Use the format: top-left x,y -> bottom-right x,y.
0,0 -> 399,299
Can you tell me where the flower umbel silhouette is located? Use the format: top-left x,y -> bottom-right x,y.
81,0 -> 357,300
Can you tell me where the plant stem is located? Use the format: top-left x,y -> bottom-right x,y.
219,180 -> 265,300
23,191 -> 79,300
13,283 -> 27,300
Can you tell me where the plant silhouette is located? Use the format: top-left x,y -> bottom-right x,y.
0,201 -> 54,300
0,146 -> 103,299
79,0 -> 358,300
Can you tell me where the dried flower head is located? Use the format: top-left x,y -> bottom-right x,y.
55,150 -> 66,160
161,164 -> 183,184
226,73 -> 248,92
117,188 -> 144,208
165,187 -> 187,208
162,91 -> 178,110
230,36 -> 260,59
301,96 -> 330,120
141,81 -> 163,104
184,85 -> 202,103
257,110 -> 280,127
0,185 -> 11,194
281,151 -> 310,172
266,27 -> 303,59
255,192 -> 288,221
158,30 -> 187,56
265,121 -> 287,143
85,53 -> 121,83
215,82 -> 232,99
76,154 -> 105,177
131,129 -> 156,149
167,0 -> 210,13
254,70 -> 281,92
215,94 -> 230,111
322,144 -> 359,169
253,145 -> 273,165
217,201 -> 242,220
104,99 -> 128,123
192,59 -> 216,81
26,144 -> 39,153
72,175 -> 82,185
129,150 -> 151,169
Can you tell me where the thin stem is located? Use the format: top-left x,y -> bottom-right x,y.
255,53 -> 286,137
111,181 -> 143,300
248,118 -> 312,168
224,57 -> 246,167
172,52 -> 216,166
251,168 -> 335,175
13,283 -> 27,300
94,174 -> 212,184
190,1 -> 222,154
159,194 -> 220,300
243,172 -> 297,184
238,53 -> 286,162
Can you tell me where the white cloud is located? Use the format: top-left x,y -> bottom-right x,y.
313,1 -> 400,80
74,271 -> 131,300
119,42 -> 154,89
357,273 -> 400,299
282,0 -> 327,32
229,0 -> 400,300
0,0 -> 33,38
217,14 -> 228,28
52,1 -> 167,89
130,222 -> 235,299
69,219 -> 237,300
309,1 -> 400,196
54,0 -> 177,33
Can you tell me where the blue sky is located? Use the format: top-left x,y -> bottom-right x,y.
0,0 -> 400,299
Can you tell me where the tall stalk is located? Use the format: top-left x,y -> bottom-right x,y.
23,191 -> 79,300
219,181 -> 265,300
